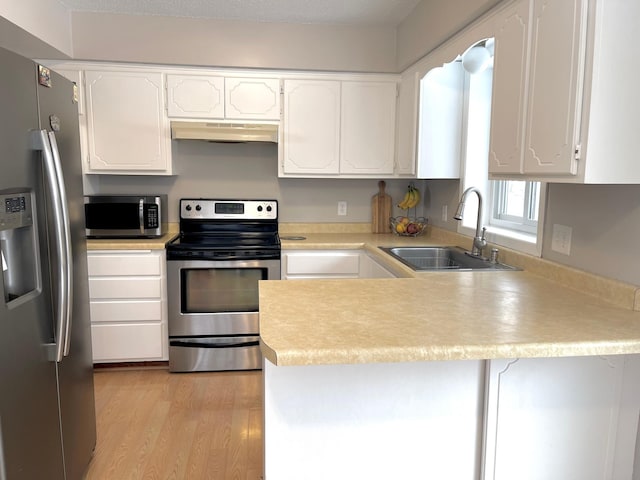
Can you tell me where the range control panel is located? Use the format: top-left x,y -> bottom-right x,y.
180,199 -> 278,221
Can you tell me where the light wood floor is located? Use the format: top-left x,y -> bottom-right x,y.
85,368 -> 263,480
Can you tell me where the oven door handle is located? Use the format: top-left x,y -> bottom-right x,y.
169,339 -> 260,349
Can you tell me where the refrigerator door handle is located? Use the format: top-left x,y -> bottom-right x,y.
48,131 -> 73,357
30,130 -> 71,362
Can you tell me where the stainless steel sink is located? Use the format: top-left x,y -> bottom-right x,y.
379,246 -> 519,271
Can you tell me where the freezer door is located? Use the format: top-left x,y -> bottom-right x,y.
0,47 -> 65,480
37,66 -> 97,480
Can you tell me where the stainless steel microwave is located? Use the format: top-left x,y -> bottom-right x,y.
84,195 -> 167,238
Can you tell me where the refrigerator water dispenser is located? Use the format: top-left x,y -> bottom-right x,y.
0,191 -> 38,303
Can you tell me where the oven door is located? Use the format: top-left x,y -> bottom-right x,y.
167,258 -> 281,337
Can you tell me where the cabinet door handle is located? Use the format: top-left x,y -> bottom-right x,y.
139,198 -> 144,234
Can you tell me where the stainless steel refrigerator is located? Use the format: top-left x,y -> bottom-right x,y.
0,46 -> 96,479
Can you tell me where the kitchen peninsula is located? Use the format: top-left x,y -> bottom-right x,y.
260,229 -> 640,480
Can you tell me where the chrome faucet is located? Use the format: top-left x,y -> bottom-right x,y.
453,186 -> 487,258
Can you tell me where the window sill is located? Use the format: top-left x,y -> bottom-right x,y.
458,225 -> 541,257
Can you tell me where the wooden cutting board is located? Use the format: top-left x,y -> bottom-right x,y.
371,180 -> 391,233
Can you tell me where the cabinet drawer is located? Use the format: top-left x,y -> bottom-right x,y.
90,300 -> 162,323
88,252 -> 162,276
91,323 -> 164,362
89,277 -> 162,299
285,252 -> 360,275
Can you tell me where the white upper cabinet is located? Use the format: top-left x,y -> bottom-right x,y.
166,74 -> 280,121
416,60 -> 464,179
281,79 -> 341,175
489,0 -> 586,178
394,71 -> 418,176
84,70 -> 172,175
488,0 -> 530,175
225,77 -> 280,120
490,0 -> 640,183
523,0 -> 586,176
280,77 -> 397,178
166,74 -> 224,118
339,81 -> 396,175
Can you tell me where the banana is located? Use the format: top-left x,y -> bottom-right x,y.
407,186 -> 421,209
406,186 -> 417,209
396,186 -> 412,209
396,184 -> 422,210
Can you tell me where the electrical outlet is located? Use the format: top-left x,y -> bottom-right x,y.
337,201 -> 347,216
442,205 -> 448,221
551,224 -> 572,255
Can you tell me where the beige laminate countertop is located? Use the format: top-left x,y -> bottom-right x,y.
261,229 -> 640,367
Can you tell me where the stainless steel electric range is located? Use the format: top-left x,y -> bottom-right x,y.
166,199 -> 280,372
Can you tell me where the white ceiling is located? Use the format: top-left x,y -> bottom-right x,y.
57,0 -> 423,27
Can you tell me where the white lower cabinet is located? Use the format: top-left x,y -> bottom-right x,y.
360,252 -> 397,278
264,355 -> 640,479
264,359 -> 483,480
282,250 -> 396,280
87,250 -> 168,363
484,355 -> 640,479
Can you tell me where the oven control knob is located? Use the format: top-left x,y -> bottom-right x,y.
195,205 -> 202,211
266,205 -> 272,212
185,205 -> 192,211
257,206 -> 263,212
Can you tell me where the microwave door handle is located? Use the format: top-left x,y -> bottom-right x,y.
31,130 -> 69,363
48,131 -> 73,357
139,198 -> 144,234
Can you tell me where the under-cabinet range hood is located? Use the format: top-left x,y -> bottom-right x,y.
170,121 -> 278,143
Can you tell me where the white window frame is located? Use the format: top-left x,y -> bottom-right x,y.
490,180 -> 540,234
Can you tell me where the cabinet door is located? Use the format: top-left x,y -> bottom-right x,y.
340,81 -> 396,175
281,79 -> 341,175
484,356 -> 637,479
416,62 -> 463,179
522,0 -> 587,175
488,0 -> 530,175
85,70 -> 171,173
395,71 -> 419,176
225,77 -> 280,120
166,74 -> 224,118
359,254 -> 396,278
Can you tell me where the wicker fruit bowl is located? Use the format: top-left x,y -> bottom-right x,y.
390,216 -> 428,236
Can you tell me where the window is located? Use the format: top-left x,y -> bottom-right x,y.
490,180 -> 540,234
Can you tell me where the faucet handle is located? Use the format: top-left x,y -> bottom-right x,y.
481,227 -> 487,241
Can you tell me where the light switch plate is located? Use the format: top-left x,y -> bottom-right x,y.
337,201 -> 347,216
551,224 -> 572,255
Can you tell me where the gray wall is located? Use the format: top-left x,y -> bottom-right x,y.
68,1 -> 503,73
85,141 -> 424,224
423,179 -> 640,287
541,184 -> 640,286
70,12 -> 397,73
395,0 -> 502,71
